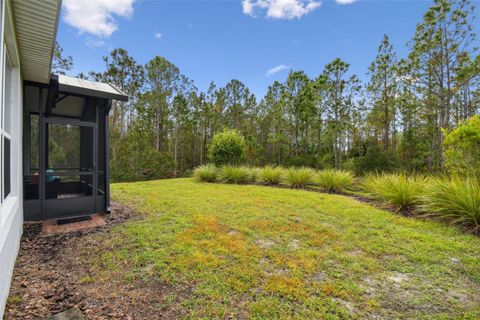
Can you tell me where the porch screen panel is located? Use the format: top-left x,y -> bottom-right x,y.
45,123 -> 94,200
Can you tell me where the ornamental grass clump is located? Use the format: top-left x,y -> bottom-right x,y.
217,166 -> 252,184
283,167 -> 315,189
248,167 -> 262,183
361,173 -> 426,213
316,169 -> 355,193
419,177 -> 480,234
258,166 -> 284,185
193,164 -> 218,183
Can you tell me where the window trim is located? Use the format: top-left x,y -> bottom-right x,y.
0,40 -> 4,205
1,39 -> 13,203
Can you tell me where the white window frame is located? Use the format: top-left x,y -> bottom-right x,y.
0,40 -> 4,207
1,38 -> 16,222
0,0 -> 21,232
2,44 -> 13,200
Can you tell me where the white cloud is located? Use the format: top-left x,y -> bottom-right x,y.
335,0 -> 356,4
242,0 -> 255,15
85,38 -> 108,47
154,32 -> 162,39
62,0 -> 135,37
242,0 -> 321,19
266,64 -> 290,76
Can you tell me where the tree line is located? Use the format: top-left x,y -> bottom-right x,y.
56,0 -> 480,181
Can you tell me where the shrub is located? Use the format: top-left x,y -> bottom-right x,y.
419,177 -> 480,233
258,166 -> 284,185
443,115 -> 480,179
283,167 -> 315,189
218,166 -> 251,184
193,164 -> 218,182
352,141 -> 397,175
316,169 -> 354,193
361,173 -> 426,212
248,167 -> 262,183
208,129 -> 246,166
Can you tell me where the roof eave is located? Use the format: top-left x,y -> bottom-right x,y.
12,0 -> 62,84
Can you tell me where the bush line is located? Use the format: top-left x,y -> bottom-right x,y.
193,165 -> 480,234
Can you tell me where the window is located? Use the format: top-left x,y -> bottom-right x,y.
1,43 -> 12,202
4,136 -> 9,197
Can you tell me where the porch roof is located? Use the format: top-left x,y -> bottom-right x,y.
53,74 -> 129,102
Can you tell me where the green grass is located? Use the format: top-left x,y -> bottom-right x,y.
7,295 -> 21,305
283,167 -> 315,189
102,179 -> 480,319
193,164 -> 217,182
315,169 -> 355,193
248,167 -> 262,183
217,166 -> 252,184
257,166 -> 284,185
420,177 -> 480,234
361,173 -> 426,213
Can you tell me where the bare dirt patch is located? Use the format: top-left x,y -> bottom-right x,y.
387,272 -> 409,285
255,238 -> 275,249
4,202 -> 188,320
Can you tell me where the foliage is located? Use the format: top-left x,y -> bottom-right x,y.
321,58 -> 361,169
109,179 -> 480,318
420,177 -> 480,233
315,169 -> 355,193
217,166 -> 251,184
109,121 -> 174,182
193,164 -> 218,183
283,167 -> 315,189
257,166 -> 284,185
352,141 -> 396,175
248,167 -> 262,183
443,115 -> 480,179
366,34 -> 398,162
361,173 -> 426,212
62,0 -> 480,182
52,41 -> 73,75
208,129 -> 246,166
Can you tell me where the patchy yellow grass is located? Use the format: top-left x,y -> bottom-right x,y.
264,275 -> 306,300
96,178 -> 480,319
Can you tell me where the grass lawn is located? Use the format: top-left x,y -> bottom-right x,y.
99,178 -> 480,319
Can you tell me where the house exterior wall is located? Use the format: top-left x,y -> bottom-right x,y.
0,0 -> 24,317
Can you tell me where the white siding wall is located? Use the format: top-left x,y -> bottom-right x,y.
0,0 -> 24,317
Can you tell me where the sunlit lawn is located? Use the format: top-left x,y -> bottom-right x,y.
98,178 -> 480,319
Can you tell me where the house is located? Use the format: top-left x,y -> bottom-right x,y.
0,1 -> 127,317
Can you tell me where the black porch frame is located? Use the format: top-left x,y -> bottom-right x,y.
22,76 -> 124,221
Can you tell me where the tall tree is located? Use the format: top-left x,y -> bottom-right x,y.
52,41 -> 73,75
283,71 -> 316,160
91,48 -> 144,135
367,34 -> 399,164
322,58 -> 360,168
409,0 -> 477,168
144,56 -> 191,151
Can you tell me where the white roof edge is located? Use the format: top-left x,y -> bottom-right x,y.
54,74 -> 129,102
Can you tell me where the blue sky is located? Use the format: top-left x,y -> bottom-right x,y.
57,0 -> 478,98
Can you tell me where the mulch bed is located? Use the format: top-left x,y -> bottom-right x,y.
4,202 -> 183,320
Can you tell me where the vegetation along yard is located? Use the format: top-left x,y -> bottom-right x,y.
95,178 -> 480,319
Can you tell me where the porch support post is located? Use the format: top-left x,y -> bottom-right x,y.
105,100 -> 111,213
38,88 -> 46,219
